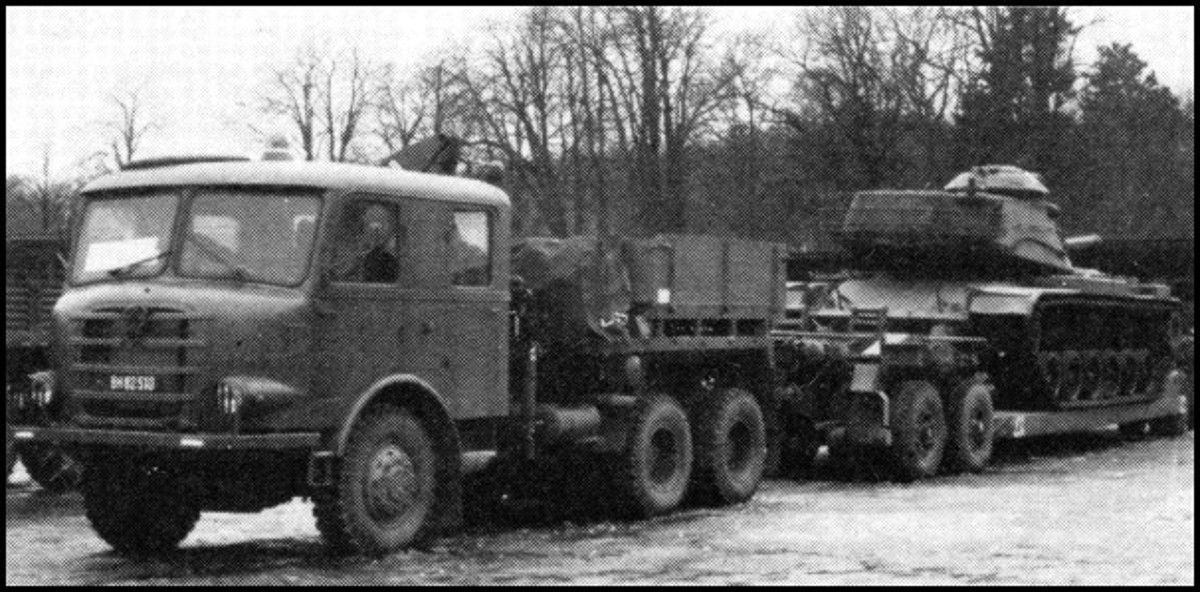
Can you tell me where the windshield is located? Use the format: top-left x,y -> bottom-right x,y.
180,190 -> 321,286
72,193 -> 178,284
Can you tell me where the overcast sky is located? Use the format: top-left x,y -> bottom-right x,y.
6,6 -> 1195,178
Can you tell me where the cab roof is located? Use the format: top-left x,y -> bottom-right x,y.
82,160 -> 510,209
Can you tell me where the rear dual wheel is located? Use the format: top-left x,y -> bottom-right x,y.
612,395 -> 694,518
689,389 -> 767,507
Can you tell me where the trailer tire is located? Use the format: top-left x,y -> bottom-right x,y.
888,381 -> 948,483
83,457 -> 200,556
689,389 -> 767,506
945,380 -> 996,474
1150,372 -> 1191,438
19,444 -> 83,494
612,394 -> 693,518
315,406 -> 439,556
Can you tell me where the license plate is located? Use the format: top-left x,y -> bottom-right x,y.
110,375 -> 157,392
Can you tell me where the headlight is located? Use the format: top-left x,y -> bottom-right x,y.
217,381 -> 245,416
28,373 -> 56,410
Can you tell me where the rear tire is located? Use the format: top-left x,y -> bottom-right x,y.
314,406 -> 439,556
888,381 -> 948,483
20,444 -> 83,494
611,394 -> 693,518
945,379 -> 996,474
689,389 -> 767,506
83,457 -> 200,556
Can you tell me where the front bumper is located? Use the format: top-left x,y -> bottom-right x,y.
9,427 -> 321,452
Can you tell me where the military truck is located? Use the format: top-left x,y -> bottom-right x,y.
8,156 -> 785,556
775,166 -> 1192,482
6,236 -> 83,490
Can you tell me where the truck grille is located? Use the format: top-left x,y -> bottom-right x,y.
66,307 -> 209,430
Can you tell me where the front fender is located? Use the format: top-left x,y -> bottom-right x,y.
331,374 -> 457,455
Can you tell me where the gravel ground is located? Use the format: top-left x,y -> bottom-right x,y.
6,432 -> 1194,586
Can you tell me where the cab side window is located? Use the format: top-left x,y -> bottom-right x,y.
332,201 -> 404,284
450,210 -> 492,287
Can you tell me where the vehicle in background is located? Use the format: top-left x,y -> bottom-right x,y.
6,236 -> 83,490
775,166 -> 1192,482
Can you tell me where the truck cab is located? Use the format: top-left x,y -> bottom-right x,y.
10,159 -> 513,554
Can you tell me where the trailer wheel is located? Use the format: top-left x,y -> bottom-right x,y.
690,389 -> 767,506
612,394 -> 693,518
19,444 -> 83,494
945,380 -> 996,474
1149,371 -> 1192,438
888,381 -> 948,483
83,457 -> 200,556
315,406 -> 439,556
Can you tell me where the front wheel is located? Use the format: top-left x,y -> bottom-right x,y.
690,389 -> 767,506
83,457 -> 200,556
888,381 -> 948,483
314,406 -> 439,556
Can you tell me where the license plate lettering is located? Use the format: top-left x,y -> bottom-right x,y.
110,375 -> 157,392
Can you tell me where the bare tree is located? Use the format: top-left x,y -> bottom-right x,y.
261,47 -> 323,161
105,87 -> 161,169
322,49 -> 380,163
377,56 -> 475,154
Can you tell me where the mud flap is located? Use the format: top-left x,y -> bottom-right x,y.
844,391 -> 893,448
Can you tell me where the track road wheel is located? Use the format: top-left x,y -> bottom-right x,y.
20,444 -> 84,494
690,389 -> 767,507
945,379 -> 997,474
315,406 -> 439,556
888,381 -> 948,483
83,457 -> 200,556
612,394 -> 694,519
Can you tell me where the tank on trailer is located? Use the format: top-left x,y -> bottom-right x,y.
777,165 -> 1191,482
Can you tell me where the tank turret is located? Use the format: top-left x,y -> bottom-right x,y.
836,165 -> 1072,275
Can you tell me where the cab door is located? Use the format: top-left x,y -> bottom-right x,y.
316,196 -> 450,403
436,205 -> 510,419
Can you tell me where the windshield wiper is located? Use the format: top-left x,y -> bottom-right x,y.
107,250 -> 172,278
186,234 -> 249,282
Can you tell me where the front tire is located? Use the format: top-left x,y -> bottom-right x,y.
611,395 -> 694,518
690,389 -> 767,506
888,381 -> 948,483
83,457 -> 200,556
315,406 -> 439,556
945,379 -> 997,474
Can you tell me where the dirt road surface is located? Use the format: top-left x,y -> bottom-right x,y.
6,433 -> 1194,586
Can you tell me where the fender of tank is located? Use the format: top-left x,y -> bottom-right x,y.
837,165 -> 1071,275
